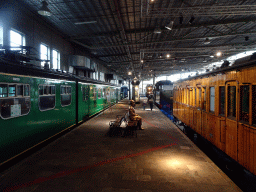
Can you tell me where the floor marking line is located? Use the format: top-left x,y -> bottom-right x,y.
4,143 -> 176,192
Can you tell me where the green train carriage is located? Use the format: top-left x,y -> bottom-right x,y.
0,70 -> 120,166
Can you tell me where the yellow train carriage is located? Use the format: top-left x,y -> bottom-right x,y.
173,59 -> 256,175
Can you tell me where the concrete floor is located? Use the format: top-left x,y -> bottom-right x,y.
0,99 -> 242,192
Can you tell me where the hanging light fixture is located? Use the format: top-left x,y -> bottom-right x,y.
204,38 -> 211,44
165,21 -> 174,30
189,16 -> 195,24
38,1 -> 51,16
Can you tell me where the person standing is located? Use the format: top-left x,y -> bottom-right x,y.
148,95 -> 154,111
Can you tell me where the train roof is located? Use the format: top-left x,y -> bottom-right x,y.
176,56 -> 256,83
0,55 -> 119,87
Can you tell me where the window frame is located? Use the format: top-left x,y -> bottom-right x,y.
40,43 -> 50,67
239,85 -> 250,123
10,29 -> 26,54
209,86 -> 215,113
0,83 -> 31,119
52,49 -> 60,70
38,84 -> 56,111
60,85 -> 72,107
219,86 -> 225,116
227,85 -> 237,119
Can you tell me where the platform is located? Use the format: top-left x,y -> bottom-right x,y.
0,99 -> 242,192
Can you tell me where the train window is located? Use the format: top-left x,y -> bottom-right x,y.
98,88 -> 102,98
0,84 -> 8,97
102,88 -> 106,98
219,86 -> 225,116
210,87 -> 215,112
60,85 -> 72,107
51,86 -> 56,95
39,85 -> 43,95
198,88 -> 201,108
202,87 -> 206,110
0,83 -> 31,119
93,88 -> 97,100
187,88 -> 189,105
240,85 -> 249,123
24,85 -> 30,96
9,85 -> 16,97
39,85 -> 56,111
17,85 -> 23,96
252,86 -> 256,125
228,86 -> 236,118
195,88 -> 197,106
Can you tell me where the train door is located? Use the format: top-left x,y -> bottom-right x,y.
225,81 -> 239,161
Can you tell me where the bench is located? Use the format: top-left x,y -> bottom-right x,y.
107,112 -> 138,137
107,115 -> 124,137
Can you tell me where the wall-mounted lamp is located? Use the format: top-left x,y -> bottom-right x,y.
166,54 -> 170,58
128,71 -> 132,76
165,21 -> 174,30
189,16 -> 195,24
38,1 -> 51,16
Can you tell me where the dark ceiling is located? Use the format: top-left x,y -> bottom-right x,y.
21,0 -> 256,80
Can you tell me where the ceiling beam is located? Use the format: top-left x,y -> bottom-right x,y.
70,18 -> 252,40
90,32 -> 256,49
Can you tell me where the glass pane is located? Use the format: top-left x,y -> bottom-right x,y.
210,87 -> 215,112
44,86 -> 49,95
219,86 -> 225,115
24,85 -> 30,96
17,85 -> 23,96
39,85 -> 43,96
61,86 -> 66,94
51,86 -> 55,94
0,84 -> 8,97
252,86 -> 256,124
39,96 -> 55,111
9,85 -> 16,97
195,88 -> 197,106
10,30 -> 22,51
240,85 -> 249,122
61,95 -> 71,106
67,86 -> 71,94
228,86 -> 236,118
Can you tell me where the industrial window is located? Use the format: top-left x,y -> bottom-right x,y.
40,44 -> 50,67
10,29 -> 26,54
219,86 -> 225,116
240,85 -> 249,123
39,85 -> 56,111
60,85 -> 72,106
202,87 -> 206,110
52,49 -> 60,69
93,88 -> 97,100
228,86 -> 236,118
0,23 -> 3,49
100,72 -> 105,81
0,83 -> 31,119
252,86 -> 256,125
210,87 -> 215,112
